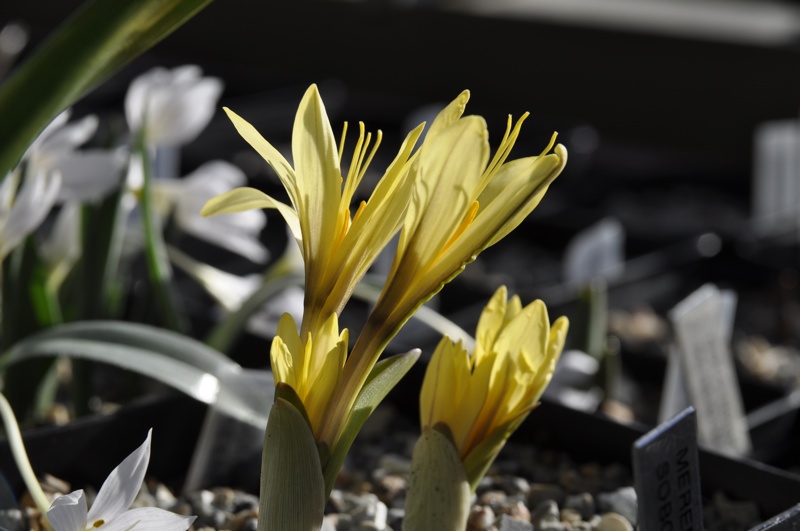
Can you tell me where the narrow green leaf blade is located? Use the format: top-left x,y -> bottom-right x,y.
0,321 -> 269,427
462,410 -> 533,492
0,0 -> 214,177
322,349 -> 420,495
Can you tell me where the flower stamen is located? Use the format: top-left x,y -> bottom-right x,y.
479,113 -> 529,190
435,200 -> 480,262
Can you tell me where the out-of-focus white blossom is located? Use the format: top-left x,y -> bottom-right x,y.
125,65 -> 223,147
47,430 -> 195,531
0,168 -> 61,260
39,203 -> 82,288
168,244 -> 304,337
26,110 -> 127,203
155,161 -> 269,263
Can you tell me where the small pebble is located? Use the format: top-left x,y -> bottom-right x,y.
468,505 -> 496,531
564,493 -> 595,521
560,508 -> 582,524
531,500 -> 564,531
596,487 -> 637,526
596,513 -> 633,531
528,483 -> 565,508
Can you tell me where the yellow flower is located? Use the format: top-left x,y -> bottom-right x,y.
319,90 -> 567,448
420,286 -> 568,489
270,312 -> 348,438
202,84 -> 424,336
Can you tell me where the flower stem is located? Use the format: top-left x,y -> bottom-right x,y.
204,254 -> 302,353
0,391 -> 52,529
136,131 -> 186,332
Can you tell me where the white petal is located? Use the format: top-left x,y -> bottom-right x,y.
99,507 -> 196,531
184,160 -> 247,190
39,115 -> 98,153
169,160 -> 268,261
125,65 -> 223,147
47,490 -> 88,531
150,78 -> 223,146
39,202 -> 82,267
125,68 -> 161,132
0,170 -> 21,216
178,215 -> 268,263
24,110 -> 71,157
55,148 -> 128,202
0,169 -> 62,259
87,429 -> 152,524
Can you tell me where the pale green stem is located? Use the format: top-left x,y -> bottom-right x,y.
352,278 -> 475,351
0,391 -> 51,528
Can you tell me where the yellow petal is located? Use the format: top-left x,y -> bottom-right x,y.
201,187 -> 302,244
223,108 -> 298,205
398,116 -> 489,270
456,350 -> 494,454
483,144 -> 568,248
270,336 -> 296,389
506,295 -> 523,323
494,300 -> 549,371
305,338 -> 347,437
473,286 -> 508,363
276,313 -> 302,361
327,123 -> 425,311
292,85 -> 342,278
426,90 -> 470,141
529,315 -> 569,404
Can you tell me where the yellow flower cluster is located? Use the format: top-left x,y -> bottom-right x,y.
421,286 -> 568,488
203,84 -> 567,458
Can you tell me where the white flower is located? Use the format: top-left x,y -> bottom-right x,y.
39,202 -> 82,288
0,168 -> 61,260
47,430 -> 195,531
168,242 -> 304,337
156,161 -> 268,263
26,110 -> 127,203
125,65 -> 223,147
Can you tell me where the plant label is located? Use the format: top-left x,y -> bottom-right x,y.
752,119 -> 800,237
658,345 -> 691,423
668,284 -> 751,456
659,289 -> 738,423
755,503 -> 800,530
563,217 -> 625,285
633,407 -> 703,531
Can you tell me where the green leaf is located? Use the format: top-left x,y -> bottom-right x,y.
136,129 -> 186,332
321,349 -> 420,495
259,398 -> 325,531
1,239 -> 57,421
0,321 -> 268,427
76,183 -> 128,320
0,0 -> 214,177
404,426 -> 471,531
461,410 -> 533,492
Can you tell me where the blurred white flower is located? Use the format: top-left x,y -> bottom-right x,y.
168,244 -> 304,337
0,168 -> 61,260
26,109 -> 127,203
125,65 -> 223,147
39,202 -> 82,288
47,430 -> 195,531
155,161 -> 269,263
